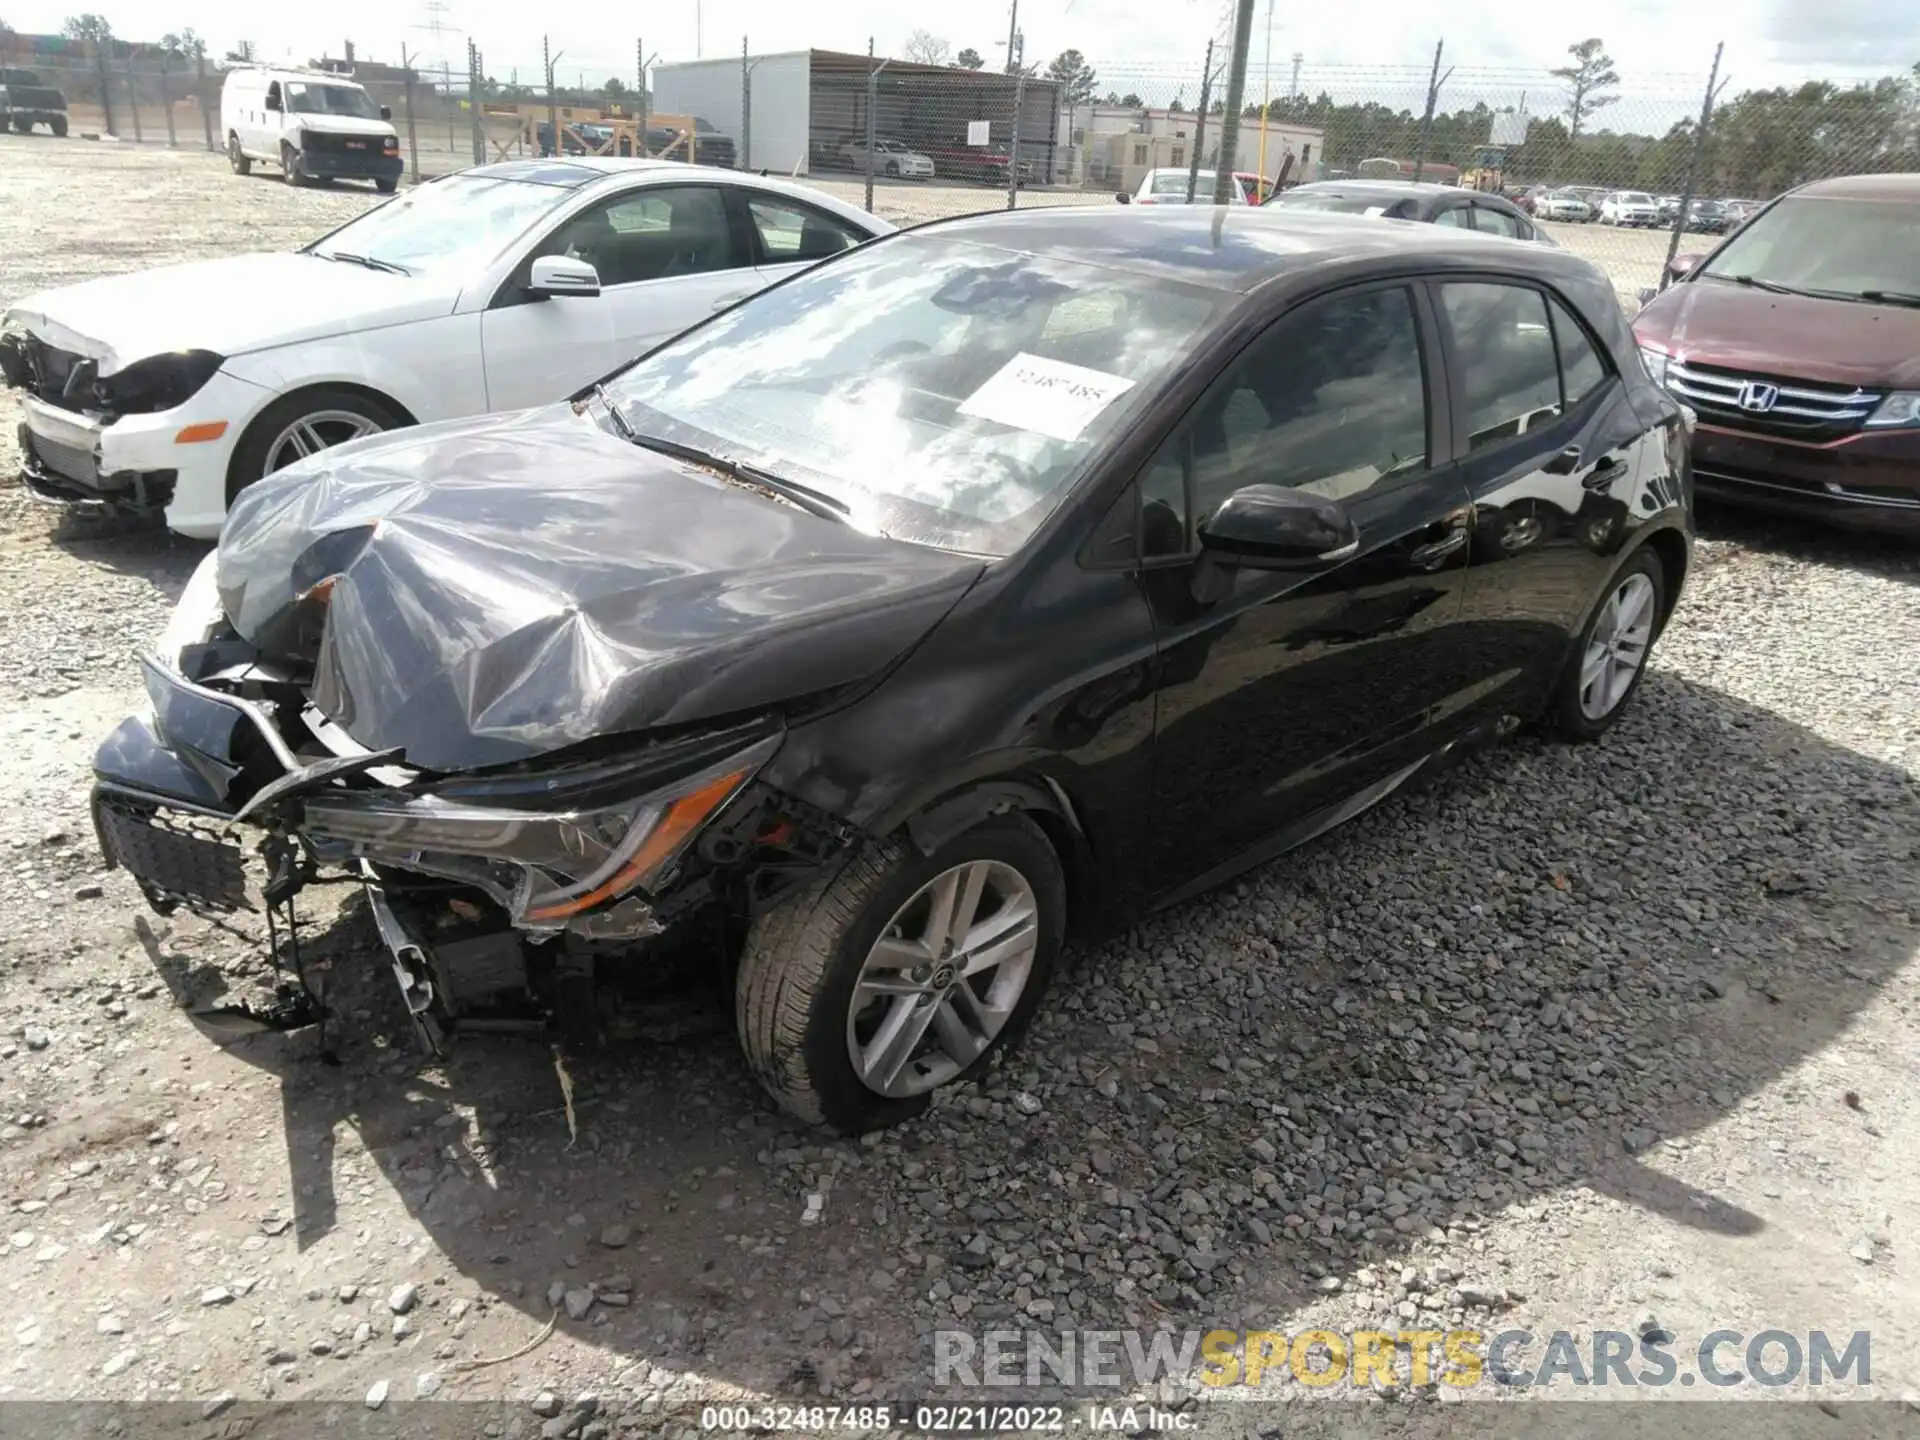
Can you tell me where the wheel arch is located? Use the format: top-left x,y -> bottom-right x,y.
224,381 -> 418,500
900,774 -> 1097,937
1635,523 -> 1689,634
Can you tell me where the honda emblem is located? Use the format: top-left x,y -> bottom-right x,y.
1736,381 -> 1780,413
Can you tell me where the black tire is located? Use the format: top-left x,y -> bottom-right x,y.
228,133 -> 250,174
226,387 -> 403,506
10,117 -> 29,134
374,176 -> 398,194
1548,547 -> 1667,743
736,814 -> 1066,1132
50,116 -> 66,138
885,159 -> 898,178
281,143 -> 305,186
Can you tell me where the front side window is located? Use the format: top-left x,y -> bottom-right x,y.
1169,286 -> 1429,522
545,185 -> 741,285
608,237 -> 1220,556
747,197 -> 865,263
1439,282 -> 1563,449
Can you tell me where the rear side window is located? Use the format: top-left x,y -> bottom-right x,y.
1473,204 -> 1523,240
1439,283 -> 1561,450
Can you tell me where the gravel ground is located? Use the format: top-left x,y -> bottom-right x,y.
1,134 -> 1918,1432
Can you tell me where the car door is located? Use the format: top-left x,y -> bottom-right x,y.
480,183 -> 761,412
1133,280 -> 1480,903
1436,278 -> 1656,718
740,192 -> 872,284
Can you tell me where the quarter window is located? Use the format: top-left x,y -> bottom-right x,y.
1434,205 -> 1472,228
1439,283 -> 1563,450
1547,295 -> 1609,407
746,196 -> 865,263
1163,286 -> 1428,524
1473,204 -> 1523,240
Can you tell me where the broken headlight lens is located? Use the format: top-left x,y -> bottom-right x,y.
94,349 -> 226,415
301,733 -> 780,931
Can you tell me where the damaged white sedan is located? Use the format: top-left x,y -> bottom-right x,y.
0,158 -> 889,538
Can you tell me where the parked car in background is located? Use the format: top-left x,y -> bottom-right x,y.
1,158 -> 891,537
1634,173 -> 1920,535
1567,186 -> 1608,220
1234,171 -> 1273,204
841,135 -> 935,179
646,117 -> 737,169
1534,190 -> 1595,223
0,68 -> 68,135
1721,198 -> 1764,231
1600,191 -> 1660,227
1119,168 -> 1251,204
221,65 -> 402,192
1268,179 -> 1554,244
1654,194 -> 1682,226
89,205 -> 1691,1131
1684,198 -> 1730,234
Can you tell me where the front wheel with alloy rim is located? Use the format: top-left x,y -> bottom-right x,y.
226,388 -> 401,505
1550,548 -> 1667,741
736,815 -> 1065,1132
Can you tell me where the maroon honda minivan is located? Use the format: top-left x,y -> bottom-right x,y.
1633,173 -> 1920,535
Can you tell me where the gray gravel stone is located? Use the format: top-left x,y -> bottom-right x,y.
388,1282 -> 419,1315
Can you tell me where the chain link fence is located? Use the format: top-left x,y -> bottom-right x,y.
12,34 -> 1917,303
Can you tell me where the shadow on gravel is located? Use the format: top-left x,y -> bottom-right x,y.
45,509 -> 209,595
147,669 -> 1919,1400
1695,499 -> 1920,588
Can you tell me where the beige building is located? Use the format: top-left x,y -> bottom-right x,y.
1065,103 -> 1323,192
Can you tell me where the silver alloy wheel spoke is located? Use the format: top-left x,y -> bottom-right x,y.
1579,572 -> 1657,721
847,858 -> 1040,1099
264,410 -> 384,475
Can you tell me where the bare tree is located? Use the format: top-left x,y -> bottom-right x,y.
903,30 -> 951,66
1552,37 -> 1621,140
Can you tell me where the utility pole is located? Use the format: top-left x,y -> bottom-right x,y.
1007,30 -> 1025,209
742,36 -> 753,169
1185,38 -> 1213,204
1663,42 -> 1728,289
1005,0 -> 1020,75
1289,51 -> 1301,99
697,0 -> 704,60
1210,0 -> 1256,204
1255,0 -> 1273,194
543,35 -> 562,158
864,38 -> 890,213
1412,39 -> 1449,183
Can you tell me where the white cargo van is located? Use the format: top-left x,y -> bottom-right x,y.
221,66 -> 403,192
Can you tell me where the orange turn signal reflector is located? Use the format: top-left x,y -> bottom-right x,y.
525,768 -> 750,924
174,421 -> 229,444
297,575 -> 339,605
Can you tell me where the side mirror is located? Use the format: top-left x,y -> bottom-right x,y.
1198,484 -> 1360,567
264,93 -> 282,112
379,104 -> 393,121
1667,251 -> 1704,280
1115,192 -> 1131,204
526,255 -> 601,300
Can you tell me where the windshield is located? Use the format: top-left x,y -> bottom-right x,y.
1151,170 -> 1215,196
286,81 -> 382,119
1699,196 -> 1920,295
607,236 -> 1219,556
307,175 -> 563,276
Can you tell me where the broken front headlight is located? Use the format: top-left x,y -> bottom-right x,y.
301,730 -> 780,932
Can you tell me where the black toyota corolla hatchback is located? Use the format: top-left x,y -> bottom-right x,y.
94,206 -> 1692,1131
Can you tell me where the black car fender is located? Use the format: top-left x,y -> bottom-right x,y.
905,774 -> 1084,857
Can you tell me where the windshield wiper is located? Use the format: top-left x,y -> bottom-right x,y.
318,250 -> 411,276
1857,289 -> 1920,309
628,432 -> 850,524
587,383 -> 636,442
1714,273 -> 1801,296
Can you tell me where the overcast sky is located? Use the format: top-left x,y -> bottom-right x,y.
7,0 -> 1913,105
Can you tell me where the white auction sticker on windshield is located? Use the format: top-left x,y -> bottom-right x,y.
957,353 -> 1135,443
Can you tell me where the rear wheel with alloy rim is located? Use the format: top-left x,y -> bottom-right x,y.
737,815 -> 1064,1131
1550,548 -> 1667,741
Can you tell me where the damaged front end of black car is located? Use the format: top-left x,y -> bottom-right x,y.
90,407 -> 980,1054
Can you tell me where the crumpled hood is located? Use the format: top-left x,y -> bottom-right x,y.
4,253 -> 455,374
216,405 -> 986,772
1635,280 -> 1920,390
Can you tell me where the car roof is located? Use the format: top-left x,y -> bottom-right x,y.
1792,172 -> 1920,201
909,205 -> 1593,294
1287,179 -> 1461,197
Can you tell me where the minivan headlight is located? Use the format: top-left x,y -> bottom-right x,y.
1864,392 -> 1920,429
1638,346 -> 1670,389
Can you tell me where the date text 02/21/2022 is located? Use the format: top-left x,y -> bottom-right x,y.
698,1403 -> 1193,1433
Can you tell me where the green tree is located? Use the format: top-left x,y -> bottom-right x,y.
604,76 -> 626,98
1552,37 -> 1620,140
1045,48 -> 1098,109
955,47 -> 983,69
1120,91 -> 1143,107
61,12 -> 111,46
